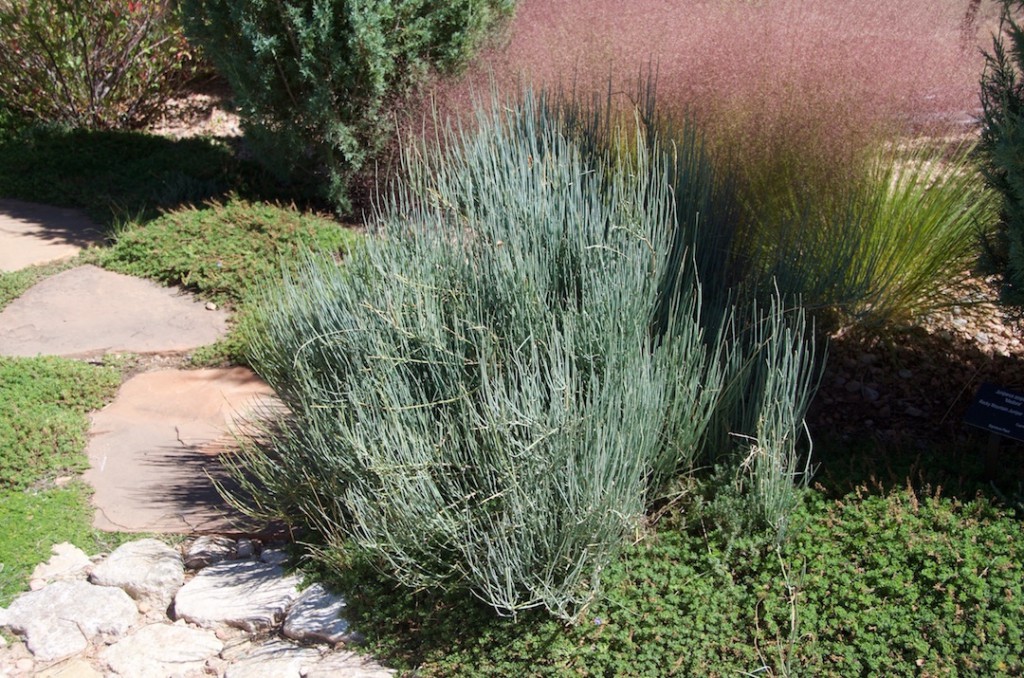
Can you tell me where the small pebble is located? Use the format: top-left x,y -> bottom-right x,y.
205,301 -> 218,311
845,380 -> 862,393
906,406 -> 924,418
260,548 -> 290,566
862,387 -> 880,402
235,539 -> 254,558
897,369 -> 913,379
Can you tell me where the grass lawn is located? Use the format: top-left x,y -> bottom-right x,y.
0,117 -> 1021,674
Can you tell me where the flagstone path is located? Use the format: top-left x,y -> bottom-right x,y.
0,201 -> 394,677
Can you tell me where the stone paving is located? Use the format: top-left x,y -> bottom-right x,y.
84,368 -> 279,534
0,265 -> 228,359
0,200 -> 103,273
0,204 -> 394,676
0,538 -> 393,677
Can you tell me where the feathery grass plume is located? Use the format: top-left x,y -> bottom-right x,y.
233,88 -> 818,619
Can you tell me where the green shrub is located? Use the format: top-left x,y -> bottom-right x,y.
0,0 -> 198,130
231,91 -> 818,620
0,126 -> 251,226
979,0 -> 1024,292
181,0 -> 514,213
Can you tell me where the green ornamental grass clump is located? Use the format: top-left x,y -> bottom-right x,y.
233,91 -> 819,620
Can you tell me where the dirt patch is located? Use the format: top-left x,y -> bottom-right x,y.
147,78 -> 242,140
810,276 -> 1022,437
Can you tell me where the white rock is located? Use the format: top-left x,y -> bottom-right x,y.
90,539 -> 184,610
283,583 -> 351,645
30,543 -> 92,583
173,560 -> 301,633
35,657 -> 103,678
259,547 -> 290,566
184,535 -> 235,570
100,623 -> 223,678
304,650 -> 395,678
2,580 -> 137,662
224,639 -> 321,678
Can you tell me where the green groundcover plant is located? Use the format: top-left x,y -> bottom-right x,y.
0,357 -> 120,491
181,0 -> 515,213
230,90 -> 819,620
0,0 -> 198,130
336,488 -> 1024,675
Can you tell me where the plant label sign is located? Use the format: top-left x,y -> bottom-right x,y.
964,382 -> 1024,443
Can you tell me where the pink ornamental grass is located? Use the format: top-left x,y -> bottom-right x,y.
431,0 -> 989,161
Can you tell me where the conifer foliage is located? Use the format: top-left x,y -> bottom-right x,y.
181,0 -> 514,212
979,0 -> 1024,291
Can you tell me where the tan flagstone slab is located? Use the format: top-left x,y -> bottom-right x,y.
0,265 -> 228,358
84,367 -> 280,534
0,199 -> 104,272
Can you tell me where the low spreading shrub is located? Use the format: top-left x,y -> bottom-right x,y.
0,0 -> 198,130
181,0 -> 514,213
232,91 -> 818,620
100,197 -> 360,306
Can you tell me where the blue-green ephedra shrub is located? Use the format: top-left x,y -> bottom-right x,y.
181,0 -> 514,213
233,92 -> 819,620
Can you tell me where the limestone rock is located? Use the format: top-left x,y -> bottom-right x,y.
304,650 -> 395,678
173,560 -> 301,633
35,657 -> 103,678
283,583 -> 351,645
30,543 -> 92,584
2,580 -> 137,662
260,547 -> 290,566
184,535 -> 235,570
90,539 -> 184,610
224,639 -> 322,678
100,623 -> 223,678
